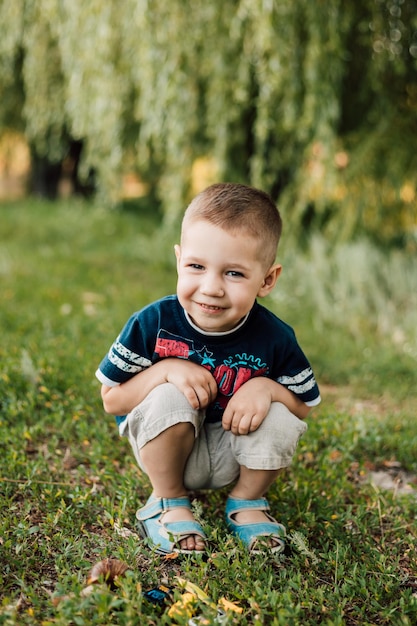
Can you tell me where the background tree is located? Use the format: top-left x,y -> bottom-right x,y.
0,0 -> 415,243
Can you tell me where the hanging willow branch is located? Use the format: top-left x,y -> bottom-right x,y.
0,0 -> 415,242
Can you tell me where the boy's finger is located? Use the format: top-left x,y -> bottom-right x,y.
193,384 -> 214,409
183,386 -> 202,410
235,414 -> 253,435
208,381 -> 217,401
221,410 -> 232,430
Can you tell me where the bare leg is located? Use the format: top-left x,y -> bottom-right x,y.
229,466 -> 281,526
140,422 -> 205,551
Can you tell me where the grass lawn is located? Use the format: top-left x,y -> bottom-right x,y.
1,199 -> 416,625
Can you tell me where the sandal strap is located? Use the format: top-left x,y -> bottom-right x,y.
136,494 -> 206,554
136,495 -> 191,522
157,520 -> 206,538
225,496 -> 286,554
231,520 -> 286,553
225,496 -> 270,518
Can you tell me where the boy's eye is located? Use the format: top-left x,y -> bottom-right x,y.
189,263 -> 204,270
226,270 -> 244,278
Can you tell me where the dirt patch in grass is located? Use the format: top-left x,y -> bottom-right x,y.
320,384 -> 414,420
321,384 -> 417,499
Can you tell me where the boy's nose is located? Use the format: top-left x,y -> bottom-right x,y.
200,274 -> 224,296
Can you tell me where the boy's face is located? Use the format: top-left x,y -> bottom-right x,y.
175,219 -> 281,333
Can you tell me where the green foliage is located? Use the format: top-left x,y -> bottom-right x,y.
1,200 -> 417,624
0,1 -> 416,241
275,235 -> 417,374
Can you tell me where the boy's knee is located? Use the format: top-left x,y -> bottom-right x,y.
142,382 -> 194,414
126,382 -> 203,453
268,402 -> 308,438
231,402 -> 308,470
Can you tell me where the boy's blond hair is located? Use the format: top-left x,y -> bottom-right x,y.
183,183 -> 282,268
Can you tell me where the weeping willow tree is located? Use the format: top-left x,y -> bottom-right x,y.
0,0 -> 416,243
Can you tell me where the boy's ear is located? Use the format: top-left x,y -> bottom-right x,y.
257,263 -> 282,297
174,244 -> 181,267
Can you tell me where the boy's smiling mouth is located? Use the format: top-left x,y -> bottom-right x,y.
198,302 -> 225,311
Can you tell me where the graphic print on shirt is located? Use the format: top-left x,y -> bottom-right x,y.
155,329 -> 268,413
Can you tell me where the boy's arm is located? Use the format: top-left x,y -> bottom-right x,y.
222,377 -> 312,436
267,379 -> 312,419
101,358 -> 217,416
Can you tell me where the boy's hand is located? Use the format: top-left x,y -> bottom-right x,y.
222,377 -> 311,435
101,358 -> 217,416
163,359 -> 217,410
222,378 -> 273,435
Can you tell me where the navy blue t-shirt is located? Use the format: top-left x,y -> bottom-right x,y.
96,295 -> 320,428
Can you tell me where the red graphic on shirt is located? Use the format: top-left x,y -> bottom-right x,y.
213,365 -> 268,409
155,331 -> 269,414
214,364 -> 252,395
155,337 -> 191,358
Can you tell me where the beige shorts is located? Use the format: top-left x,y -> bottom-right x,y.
125,382 -> 307,491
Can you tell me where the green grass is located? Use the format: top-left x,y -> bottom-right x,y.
1,198 -> 416,625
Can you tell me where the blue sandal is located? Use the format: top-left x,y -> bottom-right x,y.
136,495 -> 206,555
225,496 -> 286,554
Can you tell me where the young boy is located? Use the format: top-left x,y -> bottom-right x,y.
96,183 -> 320,555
